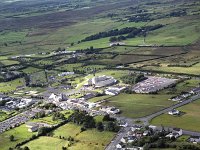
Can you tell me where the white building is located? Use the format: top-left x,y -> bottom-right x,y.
48,93 -> 68,102
105,89 -> 119,95
168,109 -> 180,115
58,72 -> 74,77
88,75 -> 117,88
17,98 -> 34,108
100,106 -> 120,114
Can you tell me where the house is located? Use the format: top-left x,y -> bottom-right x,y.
166,128 -> 182,139
28,125 -> 39,132
110,42 -> 125,47
17,98 -> 34,108
148,125 -> 157,131
100,106 -> 120,114
81,93 -> 96,100
58,72 -> 74,77
105,86 -> 127,95
173,128 -> 183,136
26,122 -> 39,132
168,109 -> 180,115
190,87 -> 200,94
166,132 -> 180,139
131,125 -> 142,131
189,136 -> 200,143
119,121 -> 128,127
105,89 -> 119,95
121,136 -> 137,143
116,143 -> 123,149
143,130 -> 149,136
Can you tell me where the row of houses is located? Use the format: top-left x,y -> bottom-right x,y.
170,86 -> 200,102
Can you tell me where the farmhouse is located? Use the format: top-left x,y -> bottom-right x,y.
166,128 -> 182,139
26,122 -> 52,132
105,89 -> 119,95
58,72 -> 74,77
100,106 -> 120,114
190,87 -> 200,94
189,136 -> 200,143
168,109 -> 180,115
110,42 -> 125,46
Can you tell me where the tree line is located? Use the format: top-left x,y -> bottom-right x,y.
81,24 -> 163,42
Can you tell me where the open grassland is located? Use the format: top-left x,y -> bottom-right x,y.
30,116 -> 61,125
127,47 -> 184,56
55,63 -> 83,71
88,95 -> 113,103
104,94 -> 175,118
51,123 -> 115,150
143,63 -> 200,75
101,46 -> 140,53
0,124 -> 36,150
0,78 -> 25,93
21,67 -> 41,74
0,59 -> 19,66
146,17 -> 200,46
151,99 -> 200,132
53,123 -> 82,138
23,136 -> 69,150
0,111 -> 10,122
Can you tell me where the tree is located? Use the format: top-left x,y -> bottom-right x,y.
103,114 -> 115,122
9,135 -> 14,141
96,122 -> 104,131
24,146 -> 30,150
109,37 -> 118,42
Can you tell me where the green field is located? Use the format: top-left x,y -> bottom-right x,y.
151,99 -> 200,132
21,67 -> 41,74
0,78 -> 25,93
0,111 -> 9,122
0,124 -> 36,150
104,93 -> 175,118
0,59 -> 19,66
143,63 -> 200,75
24,123 -> 115,150
88,95 -> 113,103
23,136 -> 69,150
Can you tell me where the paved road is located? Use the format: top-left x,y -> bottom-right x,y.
105,126 -> 131,150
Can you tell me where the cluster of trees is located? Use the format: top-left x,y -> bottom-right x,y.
0,99 -> 9,106
127,13 -> 153,22
169,10 -> 187,17
69,111 -> 120,132
39,103 -> 57,110
0,71 -> 24,82
34,111 -> 46,119
121,74 -> 147,85
9,146 -> 30,150
52,112 -> 65,121
81,24 -> 163,42
69,110 -> 96,129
